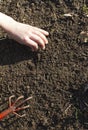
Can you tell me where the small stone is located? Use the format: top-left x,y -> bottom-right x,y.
63,13 -> 72,17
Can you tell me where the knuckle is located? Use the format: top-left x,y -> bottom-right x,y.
23,36 -> 28,42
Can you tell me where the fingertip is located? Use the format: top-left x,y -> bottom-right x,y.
24,37 -> 38,51
34,44 -> 39,51
34,27 -> 49,36
43,46 -> 45,50
45,39 -> 48,44
42,30 -> 49,36
46,31 -> 49,36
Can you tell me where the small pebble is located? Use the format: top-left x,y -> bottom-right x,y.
63,13 -> 72,17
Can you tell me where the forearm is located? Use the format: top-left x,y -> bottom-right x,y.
0,12 -> 16,32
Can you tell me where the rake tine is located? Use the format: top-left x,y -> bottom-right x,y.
22,97 -> 32,103
9,95 -> 15,107
15,105 -> 30,112
13,112 -> 26,117
16,96 -> 32,108
13,96 -> 24,106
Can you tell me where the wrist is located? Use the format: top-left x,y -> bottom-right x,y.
0,12 -> 16,31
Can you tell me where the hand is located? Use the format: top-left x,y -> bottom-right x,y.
0,12 -> 49,51
8,21 -> 49,51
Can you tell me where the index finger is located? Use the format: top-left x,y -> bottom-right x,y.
33,27 -> 49,36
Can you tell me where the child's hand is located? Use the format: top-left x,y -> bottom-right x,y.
0,13 -> 49,51
8,22 -> 49,51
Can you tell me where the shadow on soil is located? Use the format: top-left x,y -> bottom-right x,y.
61,83 -> 88,129
0,38 -> 38,65
0,116 -> 19,129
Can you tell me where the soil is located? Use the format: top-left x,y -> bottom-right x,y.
0,0 -> 88,130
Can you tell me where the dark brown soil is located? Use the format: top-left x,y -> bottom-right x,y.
0,0 -> 88,130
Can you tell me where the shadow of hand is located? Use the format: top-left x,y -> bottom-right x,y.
0,38 -> 37,65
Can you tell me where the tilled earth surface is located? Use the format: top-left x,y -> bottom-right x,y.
0,0 -> 88,130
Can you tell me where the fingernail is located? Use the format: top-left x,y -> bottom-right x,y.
46,32 -> 49,35
45,39 -> 48,44
43,46 -> 45,50
48,32 -> 49,35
